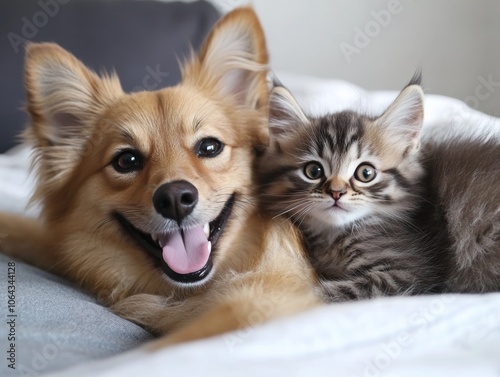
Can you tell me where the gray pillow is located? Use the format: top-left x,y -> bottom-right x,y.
0,0 -> 220,152
0,253 -> 154,375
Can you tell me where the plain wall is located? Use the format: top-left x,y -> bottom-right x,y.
207,0 -> 500,116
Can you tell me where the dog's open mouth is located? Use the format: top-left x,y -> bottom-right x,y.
114,194 -> 235,285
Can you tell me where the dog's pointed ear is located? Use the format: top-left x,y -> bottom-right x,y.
183,7 -> 269,111
24,43 -> 123,191
24,43 -> 122,149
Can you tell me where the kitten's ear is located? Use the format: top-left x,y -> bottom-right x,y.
24,42 -> 122,149
183,7 -> 268,111
268,84 -> 308,135
376,84 -> 424,147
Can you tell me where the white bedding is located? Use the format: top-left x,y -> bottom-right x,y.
48,294 -> 500,377
1,74 -> 499,376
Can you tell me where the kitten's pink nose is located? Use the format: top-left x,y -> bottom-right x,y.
331,190 -> 345,200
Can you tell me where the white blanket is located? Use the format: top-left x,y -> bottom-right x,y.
1,74 -> 499,377
49,294 -> 500,377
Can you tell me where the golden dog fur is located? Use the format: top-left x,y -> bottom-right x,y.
0,8 -> 319,345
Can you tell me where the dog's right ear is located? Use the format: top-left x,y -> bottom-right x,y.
24,43 -> 122,150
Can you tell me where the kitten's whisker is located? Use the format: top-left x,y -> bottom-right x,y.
292,203 -> 317,229
272,199 -> 310,219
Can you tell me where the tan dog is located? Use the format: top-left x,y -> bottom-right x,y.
0,8 -> 319,344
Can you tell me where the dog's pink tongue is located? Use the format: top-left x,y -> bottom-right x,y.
160,226 -> 210,275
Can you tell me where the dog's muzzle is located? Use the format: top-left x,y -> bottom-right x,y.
115,186 -> 236,286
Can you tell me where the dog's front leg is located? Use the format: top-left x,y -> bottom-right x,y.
148,283 -> 320,348
149,298 -> 254,347
111,293 -> 205,335
0,212 -> 56,270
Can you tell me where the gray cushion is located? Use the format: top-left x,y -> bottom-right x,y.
0,253 -> 154,375
0,0 -> 220,153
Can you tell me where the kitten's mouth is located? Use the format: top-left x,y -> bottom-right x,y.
331,201 -> 348,212
114,194 -> 235,285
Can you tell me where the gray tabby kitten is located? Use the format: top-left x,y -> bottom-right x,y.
258,78 -> 500,301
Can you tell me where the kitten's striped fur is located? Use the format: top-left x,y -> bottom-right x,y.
259,77 -> 500,301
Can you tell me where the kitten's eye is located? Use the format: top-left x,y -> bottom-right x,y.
112,150 -> 143,174
354,164 -> 377,182
303,162 -> 324,180
196,138 -> 224,158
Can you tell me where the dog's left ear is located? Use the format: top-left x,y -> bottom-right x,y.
183,7 -> 269,112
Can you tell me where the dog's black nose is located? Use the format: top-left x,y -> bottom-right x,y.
153,180 -> 198,222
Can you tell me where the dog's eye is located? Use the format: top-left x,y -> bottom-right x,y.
112,150 -> 143,173
196,138 -> 224,158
